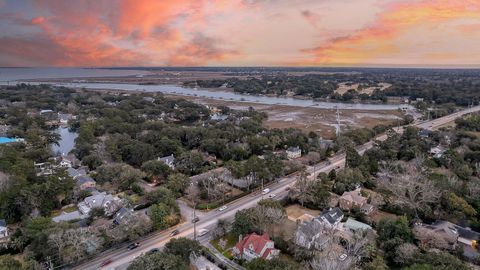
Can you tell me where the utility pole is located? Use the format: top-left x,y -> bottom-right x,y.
193,202 -> 197,240
336,106 -> 341,136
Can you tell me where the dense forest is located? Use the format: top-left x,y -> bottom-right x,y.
182,68 -> 480,106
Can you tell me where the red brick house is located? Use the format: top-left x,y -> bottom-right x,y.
338,188 -> 374,214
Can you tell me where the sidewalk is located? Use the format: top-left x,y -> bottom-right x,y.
203,242 -> 246,270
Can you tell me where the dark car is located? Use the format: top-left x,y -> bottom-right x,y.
147,248 -> 160,255
127,242 -> 140,250
192,217 -> 200,223
100,259 -> 113,267
170,229 -> 180,236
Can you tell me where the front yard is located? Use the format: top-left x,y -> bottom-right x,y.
210,233 -> 238,259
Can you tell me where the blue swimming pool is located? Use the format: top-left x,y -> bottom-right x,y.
0,137 -> 20,144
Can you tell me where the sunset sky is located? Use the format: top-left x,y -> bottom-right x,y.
1,0 -> 479,67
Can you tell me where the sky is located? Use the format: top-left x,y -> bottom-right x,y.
0,0 -> 479,67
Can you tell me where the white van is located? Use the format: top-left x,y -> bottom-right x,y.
198,229 -> 209,237
262,188 -> 270,195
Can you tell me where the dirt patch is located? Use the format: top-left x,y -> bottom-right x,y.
285,204 -> 320,220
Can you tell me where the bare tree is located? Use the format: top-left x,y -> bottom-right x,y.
48,227 -> 103,264
251,201 -> 286,234
377,161 -> 441,217
466,178 -> 480,200
212,219 -> 231,238
289,170 -> 311,207
0,172 -> 12,193
309,226 -> 372,270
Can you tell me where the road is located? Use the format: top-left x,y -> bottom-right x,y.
73,105 -> 480,270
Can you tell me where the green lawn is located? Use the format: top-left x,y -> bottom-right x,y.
211,233 -> 238,259
51,205 -> 78,217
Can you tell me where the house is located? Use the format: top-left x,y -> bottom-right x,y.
158,154 -> 175,169
232,233 -> 280,261
338,188 -> 374,214
143,96 -> 155,103
34,162 -> 54,176
430,145 -> 446,159
413,221 -> 459,250
414,220 -> 480,258
76,175 -> 96,190
0,125 -> 10,137
78,191 -> 121,216
57,155 -> 73,168
319,139 -> 334,150
113,207 -> 134,225
295,218 -> 330,250
210,113 -> 228,121
57,113 -> 75,124
317,207 -> 344,229
67,167 -> 85,179
286,146 -> 302,159
40,109 -> 57,121
0,219 -> 8,240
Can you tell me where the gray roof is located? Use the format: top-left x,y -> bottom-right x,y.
77,175 -> 95,185
0,219 -> 6,227
67,167 -> 86,178
318,207 -> 344,225
426,221 -> 480,241
287,146 -> 301,152
158,154 -> 175,164
114,207 -> 133,224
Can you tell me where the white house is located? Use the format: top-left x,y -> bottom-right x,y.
78,191 -> 121,216
158,154 -> 175,169
286,147 -> 302,159
0,219 -> 8,239
317,207 -> 344,229
430,145 -> 446,159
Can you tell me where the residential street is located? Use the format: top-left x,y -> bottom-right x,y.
72,105 -> 480,270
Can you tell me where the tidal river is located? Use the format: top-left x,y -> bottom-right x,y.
12,81 -> 411,111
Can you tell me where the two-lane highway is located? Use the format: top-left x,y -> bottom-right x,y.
74,105 -> 480,270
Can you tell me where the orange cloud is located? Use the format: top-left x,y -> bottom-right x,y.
0,0 -> 244,66
302,0 -> 480,65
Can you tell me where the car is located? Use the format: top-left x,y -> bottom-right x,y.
127,242 -> 140,250
170,229 -> 180,236
198,229 -> 209,237
147,248 -> 160,255
218,205 -> 228,211
339,254 -> 348,261
262,188 -> 270,195
285,186 -> 291,191
267,193 -> 276,199
192,217 -> 200,223
100,259 -> 113,267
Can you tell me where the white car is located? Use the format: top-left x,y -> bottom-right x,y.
198,229 -> 209,237
267,193 -> 276,199
339,254 -> 348,261
262,188 -> 270,195
218,205 -> 228,211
